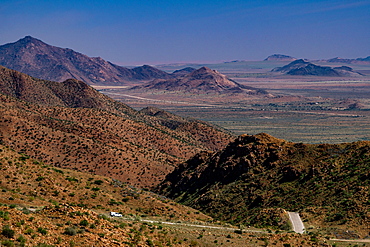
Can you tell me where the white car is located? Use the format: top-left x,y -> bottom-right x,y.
110,212 -> 122,217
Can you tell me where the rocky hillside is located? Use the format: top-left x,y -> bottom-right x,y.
0,36 -> 171,84
264,54 -> 297,61
0,144 -> 214,246
0,66 -> 233,188
132,66 -> 269,95
0,144 -> 332,247
272,59 -> 363,77
157,133 -> 370,237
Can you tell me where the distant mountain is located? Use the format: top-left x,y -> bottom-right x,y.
156,133 -> 370,233
0,36 -> 170,84
130,64 -> 172,80
171,67 -> 196,77
325,56 -> 370,65
264,54 -> 297,61
0,65 -> 233,188
132,66 -> 269,95
272,59 -> 363,77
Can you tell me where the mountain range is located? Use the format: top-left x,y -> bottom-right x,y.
272,59 -> 363,77
324,56 -> 370,65
264,54 -> 370,65
0,65 -> 233,188
0,36 -> 172,85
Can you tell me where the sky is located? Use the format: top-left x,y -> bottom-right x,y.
0,0 -> 369,65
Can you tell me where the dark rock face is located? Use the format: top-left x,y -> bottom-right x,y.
0,36 -> 170,84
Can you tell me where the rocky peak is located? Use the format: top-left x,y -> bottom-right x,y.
17,36 -> 44,45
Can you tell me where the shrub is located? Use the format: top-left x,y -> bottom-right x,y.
1,239 -> 15,247
25,228 -> 34,235
1,225 -> 15,238
16,235 -> 27,244
79,219 -> 89,227
0,210 -> 10,220
64,227 -> 78,236
93,180 -> 104,185
37,227 -> 48,235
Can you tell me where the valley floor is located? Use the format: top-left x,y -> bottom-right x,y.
98,77 -> 370,144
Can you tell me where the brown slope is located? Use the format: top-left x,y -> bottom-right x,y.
0,36 -> 171,84
0,145 -> 212,246
133,66 -> 269,95
156,133 -> 370,236
0,66 -> 233,188
0,146 -> 328,247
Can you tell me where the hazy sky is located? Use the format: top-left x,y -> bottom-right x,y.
1,0 -> 369,65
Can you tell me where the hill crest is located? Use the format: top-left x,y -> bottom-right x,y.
132,66 -> 269,95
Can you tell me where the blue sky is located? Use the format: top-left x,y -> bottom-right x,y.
1,0 -> 369,65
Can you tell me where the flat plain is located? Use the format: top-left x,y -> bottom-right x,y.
96,60 -> 370,144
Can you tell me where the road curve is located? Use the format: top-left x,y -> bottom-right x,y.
288,212 -> 305,234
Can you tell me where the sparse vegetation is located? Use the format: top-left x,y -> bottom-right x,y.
157,133 -> 370,237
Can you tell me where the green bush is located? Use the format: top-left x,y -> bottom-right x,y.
64,227 -> 77,236
93,180 -> 104,185
37,227 -> 48,235
79,219 -> 89,227
1,239 -> 15,247
1,225 -> 15,238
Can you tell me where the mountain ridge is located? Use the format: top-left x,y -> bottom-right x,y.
0,65 -> 233,188
0,36 -> 171,85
